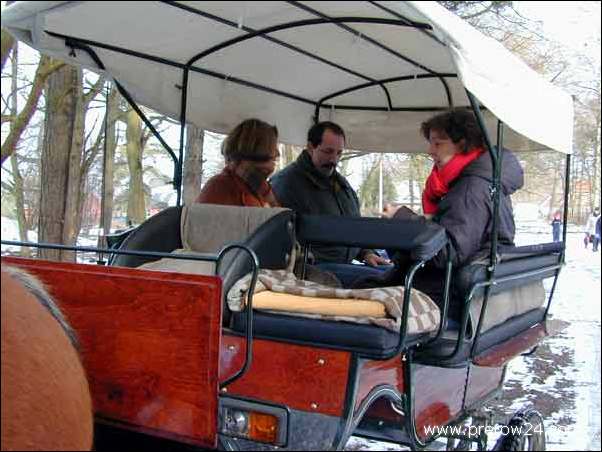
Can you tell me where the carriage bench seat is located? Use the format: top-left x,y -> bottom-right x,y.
120,209 -> 448,356
231,311 -> 427,358
414,243 -> 563,366
228,269 -> 441,357
229,214 -> 449,357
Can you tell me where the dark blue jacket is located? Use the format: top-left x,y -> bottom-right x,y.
271,150 -> 362,263
432,149 -> 524,268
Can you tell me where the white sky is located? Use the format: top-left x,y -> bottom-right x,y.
517,1 -> 601,62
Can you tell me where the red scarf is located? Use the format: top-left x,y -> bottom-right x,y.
422,148 -> 484,215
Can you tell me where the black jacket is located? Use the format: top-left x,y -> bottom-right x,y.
271,150 -> 363,263
432,148 -> 524,268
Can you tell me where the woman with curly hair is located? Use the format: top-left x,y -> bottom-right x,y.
372,109 -> 524,322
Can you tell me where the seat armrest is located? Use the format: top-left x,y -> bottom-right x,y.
296,214 -> 447,261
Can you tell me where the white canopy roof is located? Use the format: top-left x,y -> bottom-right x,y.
2,1 -> 574,154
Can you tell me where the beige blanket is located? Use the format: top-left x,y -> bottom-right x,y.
228,269 -> 441,334
137,249 -> 216,275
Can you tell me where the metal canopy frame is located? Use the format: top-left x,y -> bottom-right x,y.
46,1 -> 460,206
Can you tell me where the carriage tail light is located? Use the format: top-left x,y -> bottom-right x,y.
219,399 -> 286,446
249,411 -> 279,443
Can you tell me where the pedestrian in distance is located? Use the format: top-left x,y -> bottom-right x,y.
551,210 -> 562,243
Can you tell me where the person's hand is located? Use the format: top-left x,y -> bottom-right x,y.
364,253 -> 391,267
382,204 -> 401,218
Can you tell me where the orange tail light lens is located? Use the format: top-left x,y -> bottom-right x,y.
248,411 -> 279,444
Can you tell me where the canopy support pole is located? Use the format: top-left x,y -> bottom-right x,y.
561,154 -> 571,264
466,91 -> 503,358
544,153 -> 571,318
176,68 -> 190,207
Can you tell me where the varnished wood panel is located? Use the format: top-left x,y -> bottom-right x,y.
355,356 -> 404,411
413,364 -> 468,441
473,319 -> 568,367
356,361 -> 467,442
463,364 -> 504,410
2,257 -> 223,448
220,334 -> 350,416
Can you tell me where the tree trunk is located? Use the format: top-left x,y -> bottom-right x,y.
576,160 -> 585,223
61,69 -> 85,260
182,124 -> 204,205
591,107 -> 601,211
7,44 -> 28,256
98,85 -> 120,248
10,153 -> 30,256
547,158 -> 560,218
280,143 -> 298,169
569,160 -> 577,223
39,63 -> 78,261
126,109 -> 145,225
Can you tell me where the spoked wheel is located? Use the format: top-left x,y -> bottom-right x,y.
493,408 -> 546,451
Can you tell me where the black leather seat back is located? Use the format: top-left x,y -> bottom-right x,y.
109,206 -> 183,268
220,210 -> 296,296
454,243 -> 563,300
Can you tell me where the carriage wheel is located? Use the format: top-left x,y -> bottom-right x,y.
494,408 -> 546,451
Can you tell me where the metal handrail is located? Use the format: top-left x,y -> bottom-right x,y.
217,244 -> 260,388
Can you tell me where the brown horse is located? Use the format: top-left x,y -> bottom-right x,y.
1,266 -> 93,451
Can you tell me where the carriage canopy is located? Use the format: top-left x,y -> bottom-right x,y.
2,1 -> 573,154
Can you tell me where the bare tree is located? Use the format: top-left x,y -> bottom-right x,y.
125,109 -> 145,224
6,45 -> 30,255
98,84 -> 121,246
182,124 -> 204,205
1,55 -> 65,165
38,61 -> 105,261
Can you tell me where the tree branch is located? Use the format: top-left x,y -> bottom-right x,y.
1,56 -> 64,165
460,3 -> 496,20
83,75 -> 106,108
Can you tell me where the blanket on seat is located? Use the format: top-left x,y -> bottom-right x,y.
227,269 -> 440,334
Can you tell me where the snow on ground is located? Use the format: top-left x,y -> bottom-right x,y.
1,217 -> 98,261
348,228 -> 601,451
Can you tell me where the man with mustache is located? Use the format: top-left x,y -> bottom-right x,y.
271,121 -> 390,287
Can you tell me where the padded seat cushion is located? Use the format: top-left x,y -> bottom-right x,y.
230,311 -> 427,357
455,250 -> 561,300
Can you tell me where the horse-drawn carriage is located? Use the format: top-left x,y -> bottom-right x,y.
1,2 -> 573,450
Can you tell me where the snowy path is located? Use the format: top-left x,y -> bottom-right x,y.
347,232 -> 601,451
